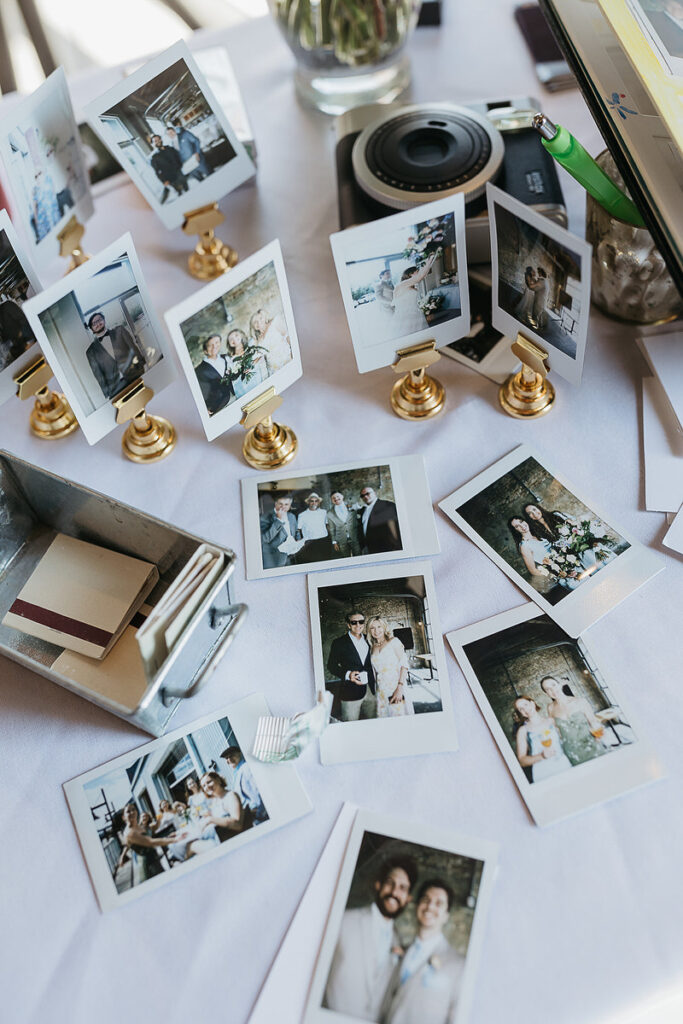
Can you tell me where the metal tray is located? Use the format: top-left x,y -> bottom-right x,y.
0,450 -> 247,735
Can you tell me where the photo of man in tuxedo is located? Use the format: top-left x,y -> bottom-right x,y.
194,334 -> 235,416
359,485 -> 403,554
323,856 -> 417,1021
327,609 -> 377,722
379,879 -> 466,1024
260,495 -> 299,570
85,310 -> 146,399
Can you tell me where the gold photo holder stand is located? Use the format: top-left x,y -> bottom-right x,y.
57,216 -> 90,274
182,203 -> 238,281
240,386 -> 297,470
499,333 -> 555,419
391,339 -> 445,420
113,379 -> 177,464
14,356 -> 78,440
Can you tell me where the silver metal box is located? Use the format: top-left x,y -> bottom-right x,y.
0,450 -> 246,735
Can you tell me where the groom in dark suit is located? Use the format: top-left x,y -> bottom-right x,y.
327,609 -> 376,721
358,485 -> 403,554
85,310 -> 146,399
195,334 -> 235,416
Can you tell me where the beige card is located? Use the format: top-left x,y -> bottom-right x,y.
2,534 -> 158,659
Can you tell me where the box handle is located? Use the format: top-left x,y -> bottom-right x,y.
160,601 -> 248,704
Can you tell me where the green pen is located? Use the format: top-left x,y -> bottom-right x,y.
532,113 -> 645,227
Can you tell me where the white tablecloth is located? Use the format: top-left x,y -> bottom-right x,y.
1,7 -> 682,1024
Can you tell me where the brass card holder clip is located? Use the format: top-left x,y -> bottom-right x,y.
499,333 -> 555,419
14,356 -> 78,440
390,339 -> 445,420
182,203 -> 238,281
240,386 -> 297,470
113,379 -> 176,463
57,215 -> 90,274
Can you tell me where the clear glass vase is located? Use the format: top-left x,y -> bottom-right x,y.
268,0 -> 422,115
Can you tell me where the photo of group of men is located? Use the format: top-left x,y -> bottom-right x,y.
258,465 -> 403,570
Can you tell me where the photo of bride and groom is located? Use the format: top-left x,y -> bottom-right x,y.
456,456 -> 630,606
178,259 -> 292,418
493,199 -> 586,360
341,211 -> 462,348
322,832 -> 484,1024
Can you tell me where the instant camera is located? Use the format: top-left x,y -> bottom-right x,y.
335,98 -> 567,263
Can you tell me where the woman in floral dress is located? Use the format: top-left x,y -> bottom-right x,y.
367,616 -> 413,717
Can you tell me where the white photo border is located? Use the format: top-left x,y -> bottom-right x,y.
330,194 -> 470,374
0,67 -> 94,270
22,231 -> 177,445
83,40 -> 254,231
241,454 -> 440,581
487,182 -> 592,387
308,560 -> 458,765
63,692 -> 312,912
164,239 -> 302,441
438,444 -> 665,637
447,602 -> 662,827
0,209 -> 44,407
302,806 -> 498,1024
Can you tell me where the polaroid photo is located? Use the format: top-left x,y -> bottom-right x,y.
441,268 -> 520,384
63,693 -> 312,912
0,209 -> 43,407
308,561 -> 457,765
642,376 -> 683,513
303,807 -> 497,1024
439,445 -> 665,637
638,329 -> 683,433
487,183 -> 592,386
84,40 -> 254,231
626,0 -> 683,77
22,232 -> 177,445
0,67 -> 94,270
165,239 -> 301,441
330,194 -> 470,374
447,603 -> 662,827
242,455 -> 439,580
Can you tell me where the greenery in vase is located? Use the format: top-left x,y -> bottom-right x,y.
272,0 -> 420,67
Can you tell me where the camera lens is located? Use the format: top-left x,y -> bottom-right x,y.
351,104 -> 504,210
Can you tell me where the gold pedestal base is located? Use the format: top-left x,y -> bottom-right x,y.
499,369 -> 555,419
391,369 -> 446,420
188,236 -> 238,281
30,388 -> 78,440
121,412 -> 177,463
242,417 -> 298,470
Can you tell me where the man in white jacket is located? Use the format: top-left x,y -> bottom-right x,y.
323,856 -> 417,1021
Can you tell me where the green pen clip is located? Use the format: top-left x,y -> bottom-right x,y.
533,113 -> 645,228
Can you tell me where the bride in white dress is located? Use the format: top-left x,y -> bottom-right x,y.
367,616 -> 414,718
249,307 -> 292,375
391,252 -> 437,336
514,266 -> 536,324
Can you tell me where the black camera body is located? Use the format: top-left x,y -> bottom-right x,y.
335,98 -> 567,263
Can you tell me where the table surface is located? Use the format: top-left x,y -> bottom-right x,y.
1,6 -> 682,1024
